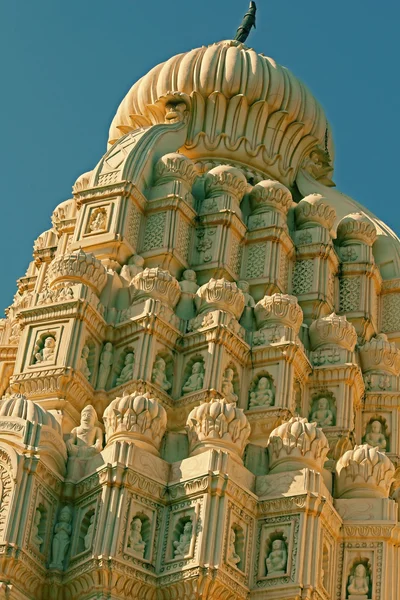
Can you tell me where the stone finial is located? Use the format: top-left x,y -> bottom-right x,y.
267,416 -> 329,473
186,397 -> 251,461
48,249 -> 108,295
131,268 -> 181,309
249,179 -> 293,215
195,278 -> 245,320
309,313 -> 357,352
359,333 -> 400,375
336,213 -> 377,246
154,153 -> 197,186
0,393 -> 60,432
254,294 -> 303,334
103,392 -> 167,455
335,444 -> 395,499
204,165 -> 247,202
294,194 -> 336,234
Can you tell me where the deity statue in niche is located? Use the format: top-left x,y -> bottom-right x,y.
152,357 -> 171,392
310,397 -> 334,427
222,368 -> 238,403
84,515 -> 95,550
66,405 -> 103,460
35,336 -> 56,363
237,280 -> 255,330
97,342 -> 113,389
50,506 -> 72,570
227,529 -> 241,566
116,353 -> 135,386
182,362 -> 205,394
79,345 -> 91,380
347,563 -> 370,598
173,520 -> 192,558
120,254 -> 145,285
365,420 -> 387,450
249,377 -> 274,409
266,539 -> 288,575
31,509 -> 44,549
89,208 -> 107,232
176,270 -> 199,320
128,517 -> 146,558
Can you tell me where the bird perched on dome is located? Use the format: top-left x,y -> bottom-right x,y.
235,1 -> 257,43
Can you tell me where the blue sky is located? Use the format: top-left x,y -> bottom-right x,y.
0,0 -> 399,311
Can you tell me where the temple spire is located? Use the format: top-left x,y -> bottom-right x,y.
234,1 -> 257,43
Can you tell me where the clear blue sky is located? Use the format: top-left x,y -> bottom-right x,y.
0,0 -> 399,311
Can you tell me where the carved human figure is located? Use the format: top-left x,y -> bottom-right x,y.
32,509 -> 43,549
50,506 -> 72,569
89,209 -> 107,232
128,517 -> 146,558
347,563 -> 370,597
249,377 -> 274,409
365,420 -> 387,450
311,397 -> 334,427
116,353 -> 135,386
84,515 -> 95,550
120,254 -> 145,285
35,336 -> 56,363
80,345 -> 91,380
237,280 -> 255,330
221,368 -> 238,403
182,362 -> 205,394
97,342 -> 113,389
266,539 -> 288,575
152,357 -> 171,391
227,529 -> 240,566
66,405 -> 103,459
176,270 -> 199,320
173,520 -> 192,558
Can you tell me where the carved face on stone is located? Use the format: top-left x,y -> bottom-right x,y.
125,353 -> 134,365
258,377 -> 269,390
183,270 -> 197,282
371,420 -> 382,433
81,406 -> 96,428
238,280 -> 249,293
355,564 -> 367,577
272,539 -> 284,551
183,521 -> 192,535
165,101 -> 187,124
60,507 -> 72,523
82,345 -> 90,359
45,337 -> 55,349
132,518 -> 142,532
318,397 -> 329,409
156,358 -> 166,371
129,254 -> 144,268
104,342 -> 113,352
225,369 -> 234,382
192,362 -> 203,374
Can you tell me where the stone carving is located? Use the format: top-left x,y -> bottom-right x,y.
337,213 -> 377,247
32,509 -> 44,549
204,165 -> 247,204
255,294 -> 303,334
221,368 -> 238,403
266,539 -> 288,575
249,377 -> 274,409
34,336 -> 56,363
359,333 -> 400,375
47,249 -> 108,295
116,353 -> 135,386
154,152 -> 197,187
268,417 -> 330,473
97,343 -> 113,389
142,213 -> 167,252
339,277 -> 361,313
88,207 -> 107,232
227,529 -> 241,566
246,244 -> 267,279
173,520 -> 192,559
176,270 -> 199,320
292,260 -> 314,295
66,406 -> 103,460
50,506 -> 72,570
294,193 -> 336,234
249,179 -> 292,216
182,362 -> 205,394
186,397 -> 251,460
364,420 -> 387,451
310,397 -> 335,427
335,444 -> 395,499
103,392 -> 167,454
120,255 -> 144,284
237,280 -> 255,330
302,148 -> 334,187
152,357 -> 171,392
128,517 -> 146,558
309,313 -> 357,352
79,345 -> 91,380
131,268 -> 181,309
84,515 -> 95,550
195,278 -> 245,320
347,563 -> 370,599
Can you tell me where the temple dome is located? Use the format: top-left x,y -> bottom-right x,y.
108,40 -> 333,187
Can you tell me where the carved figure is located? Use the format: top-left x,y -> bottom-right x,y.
66,405 -> 103,459
84,515 -> 95,550
266,539 -> 288,575
182,362 -> 204,394
222,368 -> 238,403
249,377 -> 274,408
89,208 -> 107,232
237,280 -> 255,330
128,517 -> 146,558
32,509 -> 43,549
173,520 -> 192,558
311,397 -> 334,427
80,345 -> 91,380
116,353 -> 135,386
152,357 -> 171,391
227,529 -> 240,566
365,420 -> 387,450
176,270 -> 199,320
97,342 -> 113,389
50,506 -> 72,570
120,255 -> 145,284
35,336 -> 56,363
347,563 -> 369,597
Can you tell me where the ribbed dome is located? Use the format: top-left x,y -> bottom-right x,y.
108,40 -> 334,187
0,394 -> 61,433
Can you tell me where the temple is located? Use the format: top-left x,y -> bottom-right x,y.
1,21 -> 400,600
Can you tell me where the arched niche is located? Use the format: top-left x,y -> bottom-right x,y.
181,354 -> 206,396
363,415 -> 389,452
309,390 -> 336,428
248,371 -> 276,409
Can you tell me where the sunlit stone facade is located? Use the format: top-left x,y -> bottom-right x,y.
1,35 -> 400,600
